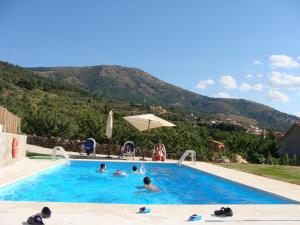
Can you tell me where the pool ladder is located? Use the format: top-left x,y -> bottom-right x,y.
177,150 -> 196,167
52,146 -> 70,164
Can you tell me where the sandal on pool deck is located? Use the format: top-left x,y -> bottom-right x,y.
189,214 -> 202,221
41,206 -> 51,218
27,215 -> 44,225
214,207 -> 233,217
139,207 -> 151,214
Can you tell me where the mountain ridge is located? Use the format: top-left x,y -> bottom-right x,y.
30,64 -> 299,131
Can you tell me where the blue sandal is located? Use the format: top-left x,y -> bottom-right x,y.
189,214 -> 202,221
139,207 -> 151,214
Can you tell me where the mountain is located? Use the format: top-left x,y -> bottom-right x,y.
31,65 -> 299,131
0,61 -> 175,140
1,61 -> 294,164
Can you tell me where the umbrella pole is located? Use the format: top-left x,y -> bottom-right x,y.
107,138 -> 112,159
142,120 -> 151,161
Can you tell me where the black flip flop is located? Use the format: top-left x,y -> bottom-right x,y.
214,207 -> 233,217
41,206 -> 51,218
27,215 -> 44,225
214,207 -> 226,216
27,216 -> 34,224
224,207 -> 233,217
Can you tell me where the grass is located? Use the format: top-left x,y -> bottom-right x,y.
217,163 -> 300,185
26,151 -> 64,160
29,155 -> 64,160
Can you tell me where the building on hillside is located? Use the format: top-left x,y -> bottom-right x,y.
210,140 -> 225,152
224,118 -> 240,126
278,122 -> 300,165
247,125 -> 263,135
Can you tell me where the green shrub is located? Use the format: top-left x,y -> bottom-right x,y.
279,153 -> 290,165
249,153 -> 265,164
290,154 -> 297,166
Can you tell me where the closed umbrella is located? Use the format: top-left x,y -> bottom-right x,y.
123,114 -> 175,160
106,111 -> 113,139
106,111 -> 113,158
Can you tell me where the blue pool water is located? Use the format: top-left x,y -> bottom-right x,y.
0,161 -> 296,204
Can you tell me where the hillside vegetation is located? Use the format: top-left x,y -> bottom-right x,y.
0,61 -> 296,165
32,65 -> 299,131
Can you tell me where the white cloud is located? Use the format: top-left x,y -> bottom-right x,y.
269,71 -> 300,88
253,60 -> 263,65
298,57 -> 300,60
267,90 -> 289,103
253,83 -> 264,91
195,79 -> 214,89
256,73 -> 263,78
294,112 -> 300,117
240,83 -> 252,91
246,74 -> 253,79
298,93 -> 300,96
269,54 -> 299,68
213,92 -> 236,98
219,75 -> 237,89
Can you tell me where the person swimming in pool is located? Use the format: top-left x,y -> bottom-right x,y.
132,165 -> 138,173
98,163 -> 106,173
143,176 -> 159,192
113,170 -> 128,176
132,164 -> 145,174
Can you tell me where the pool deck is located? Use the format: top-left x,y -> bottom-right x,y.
0,145 -> 300,225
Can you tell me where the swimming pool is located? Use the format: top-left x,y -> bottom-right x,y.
0,161 -> 296,204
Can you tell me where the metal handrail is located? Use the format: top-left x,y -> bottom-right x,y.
177,150 -> 196,167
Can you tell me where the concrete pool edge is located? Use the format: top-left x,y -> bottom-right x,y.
0,158 -> 65,188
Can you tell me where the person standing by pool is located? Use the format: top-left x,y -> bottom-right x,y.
98,163 -> 106,173
143,176 -> 159,192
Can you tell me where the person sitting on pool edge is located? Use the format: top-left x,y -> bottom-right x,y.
98,163 -> 106,173
143,176 -> 159,192
113,170 -> 128,176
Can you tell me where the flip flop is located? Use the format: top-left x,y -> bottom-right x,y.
225,207 -> 233,217
139,207 -> 151,214
27,216 -> 34,225
189,214 -> 202,221
27,215 -> 44,225
214,207 -> 233,217
214,207 -> 226,216
41,206 -> 51,218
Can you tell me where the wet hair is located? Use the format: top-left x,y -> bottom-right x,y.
132,166 -> 137,172
100,163 -> 106,169
143,176 -> 151,185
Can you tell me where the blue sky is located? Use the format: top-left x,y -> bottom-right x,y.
1,0 -> 300,117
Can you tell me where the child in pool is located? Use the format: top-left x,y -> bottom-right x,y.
132,165 -> 138,173
113,170 -> 128,176
132,165 -> 145,174
140,176 -> 159,192
98,163 -> 106,173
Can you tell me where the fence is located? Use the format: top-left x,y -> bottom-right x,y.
0,106 -> 21,134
